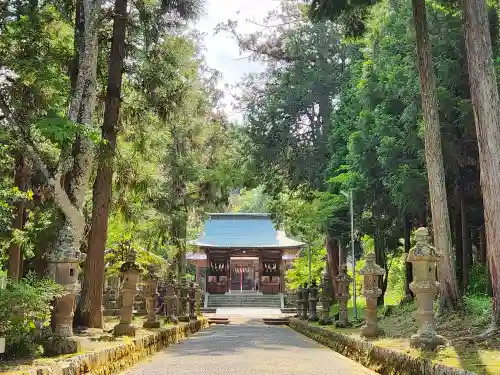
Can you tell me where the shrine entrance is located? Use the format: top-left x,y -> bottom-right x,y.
230,257 -> 258,292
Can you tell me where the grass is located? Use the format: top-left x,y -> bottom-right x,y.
0,315 -> 181,373
322,294 -> 500,375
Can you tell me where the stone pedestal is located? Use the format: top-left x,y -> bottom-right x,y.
300,283 -> 309,320
308,280 -> 319,322
165,283 -> 178,324
143,265 -> 160,329
335,265 -> 352,328
114,248 -> 141,337
359,253 -> 385,337
407,227 -> 446,351
319,269 -> 332,325
46,245 -> 86,339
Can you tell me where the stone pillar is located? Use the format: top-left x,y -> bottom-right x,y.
189,282 -> 197,320
195,284 -> 202,316
178,278 -> 190,321
300,283 -> 309,320
319,270 -> 332,325
308,280 -> 319,321
46,249 -> 85,338
114,248 -> 141,337
295,285 -> 304,318
407,227 -> 446,351
335,265 -> 352,328
143,265 -> 160,329
359,253 -> 385,337
165,283 -> 178,324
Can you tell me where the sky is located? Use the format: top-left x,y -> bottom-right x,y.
195,0 -> 281,122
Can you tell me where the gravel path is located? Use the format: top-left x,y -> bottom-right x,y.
122,321 -> 377,375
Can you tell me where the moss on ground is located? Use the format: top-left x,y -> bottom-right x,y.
319,295 -> 500,374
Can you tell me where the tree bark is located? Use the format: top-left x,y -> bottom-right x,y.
79,0 -> 127,328
411,0 -> 459,309
479,225 -> 486,265
454,205 -> 464,292
7,155 -> 28,281
403,215 -> 413,300
462,0 -> 500,327
461,197 -> 472,292
325,233 -> 339,294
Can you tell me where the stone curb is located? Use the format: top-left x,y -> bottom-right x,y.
288,318 -> 477,375
10,319 -> 209,375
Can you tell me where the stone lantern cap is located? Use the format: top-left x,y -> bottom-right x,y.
146,264 -> 159,279
359,253 -> 385,276
335,265 -> 353,284
406,227 -> 442,262
120,247 -> 142,273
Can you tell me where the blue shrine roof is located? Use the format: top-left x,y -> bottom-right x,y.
188,213 -> 305,249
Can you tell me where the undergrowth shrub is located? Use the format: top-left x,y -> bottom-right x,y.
467,263 -> 489,296
0,272 -> 63,358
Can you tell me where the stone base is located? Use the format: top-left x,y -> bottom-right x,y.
143,320 -> 161,329
43,336 -> 83,356
165,316 -> 179,325
335,320 -> 352,328
113,323 -> 137,337
410,332 -> 446,351
361,325 -> 382,338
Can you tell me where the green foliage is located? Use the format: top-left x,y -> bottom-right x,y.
467,263 -> 489,296
0,274 -> 63,358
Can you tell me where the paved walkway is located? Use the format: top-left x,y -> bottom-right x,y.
122,321 -> 377,375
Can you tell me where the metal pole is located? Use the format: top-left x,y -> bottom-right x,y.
350,189 -> 357,320
308,244 -> 312,285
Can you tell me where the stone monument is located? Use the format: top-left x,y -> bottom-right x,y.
407,227 -> 446,351
300,283 -> 309,320
296,284 -> 304,318
114,247 -> 141,337
143,264 -> 160,329
359,253 -> 385,337
165,283 -> 178,324
319,270 -> 332,325
308,280 -> 319,322
195,284 -> 202,317
335,265 -> 352,328
189,282 -> 197,320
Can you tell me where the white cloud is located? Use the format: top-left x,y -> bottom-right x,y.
195,0 -> 280,122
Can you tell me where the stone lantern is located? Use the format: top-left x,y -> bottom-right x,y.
319,269 -> 332,325
359,253 -> 385,337
46,247 -> 86,338
335,265 -> 352,328
407,227 -> 446,351
300,283 -> 309,320
114,248 -> 141,337
308,280 -> 319,322
195,283 -> 202,317
165,283 -> 178,324
177,278 -> 190,322
143,265 -> 160,329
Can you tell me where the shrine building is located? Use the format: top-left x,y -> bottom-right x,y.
186,213 -> 304,294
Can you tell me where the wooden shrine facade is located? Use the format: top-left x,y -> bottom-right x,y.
186,213 -> 305,295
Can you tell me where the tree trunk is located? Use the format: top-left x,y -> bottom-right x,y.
79,0 -> 127,328
454,205 -> 464,292
325,233 -> 339,296
7,155 -> 28,281
461,197 -> 472,292
479,225 -> 486,265
411,0 -> 459,309
403,215 -> 413,300
462,0 -> 500,327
